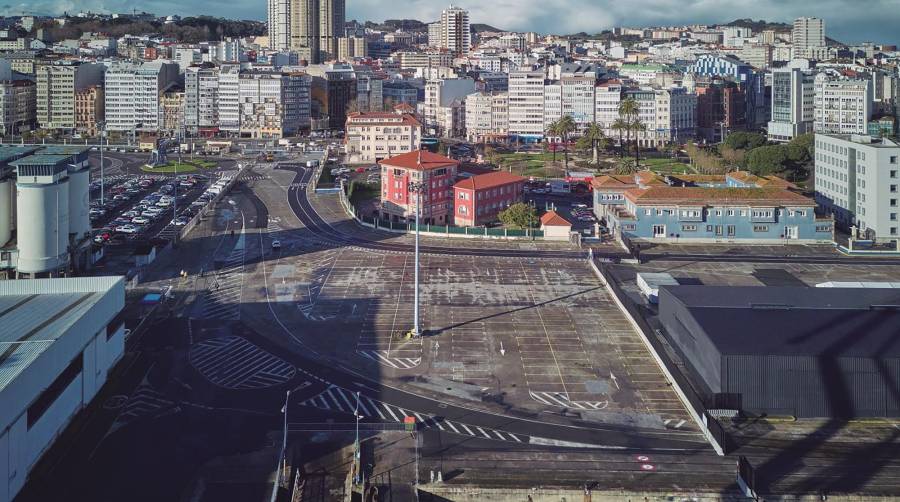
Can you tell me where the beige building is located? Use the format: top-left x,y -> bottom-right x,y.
345,111 -> 422,163
159,86 -> 185,135
0,80 -> 36,135
337,36 -> 367,61
74,85 -> 104,137
464,91 -> 508,142
36,63 -> 106,130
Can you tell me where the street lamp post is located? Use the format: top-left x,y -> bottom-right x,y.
407,180 -> 425,337
271,389 -> 291,502
98,122 -> 106,205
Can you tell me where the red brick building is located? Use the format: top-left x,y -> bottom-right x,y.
452,172 -> 526,226
696,79 -> 746,143
379,150 -> 458,224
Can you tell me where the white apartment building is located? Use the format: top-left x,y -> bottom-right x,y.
104,61 -> 179,132
238,70 -> 310,139
267,0 -> 291,51
396,51 -> 453,70
420,77 -> 476,136
815,133 -> 900,239
767,67 -> 815,142
184,65 -> 219,134
595,80 -> 624,138
543,74 -> 598,131
814,75 -> 873,135
627,88 -> 697,147
507,70 -> 545,139
440,5 -> 471,56
464,91 -> 508,142
345,112 -> 422,163
792,17 -> 825,60
0,80 -> 35,135
428,22 -> 442,47
218,64 -> 241,135
36,63 -> 106,130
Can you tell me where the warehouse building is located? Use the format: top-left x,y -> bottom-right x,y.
0,277 -> 125,502
658,285 -> 900,418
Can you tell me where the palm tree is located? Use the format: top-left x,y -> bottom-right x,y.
631,119 -> 647,167
614,158 -> 639,175
611,118 -> 627,157
545,119 -> 560,163
583,122 -> 608,165
555,114 -> 577,175
617,98 -> 641,162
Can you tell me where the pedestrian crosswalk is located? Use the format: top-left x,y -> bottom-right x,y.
111,379 -> 177,431
298,384 -> 527,444
357,350 -> 421,369
156,222 -> 178,241
663,418 -> 688,429
529,391 -> 608,411
241,174 -> 268,181
197,239 -> 244,320
189,336 -> 297,389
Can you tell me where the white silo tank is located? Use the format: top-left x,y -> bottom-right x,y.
67,166 -> 91,240
16,179 -> 70,274
0,178 -> 11,247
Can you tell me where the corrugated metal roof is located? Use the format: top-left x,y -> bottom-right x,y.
0,292 -> 100,392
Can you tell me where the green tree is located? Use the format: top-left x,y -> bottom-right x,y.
545,119 -> 560,163
745,145 -> 788,175
787,133 -> 814,162
611,118 -> 628,157
555,114 -> 577,174
498,202 -> 538,229
582,122 -> 608,165
614,158 -> 639,175
724,131 -> 767,151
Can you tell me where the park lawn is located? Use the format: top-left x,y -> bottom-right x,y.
634,157 -> 694,175
140,160 -> 217,173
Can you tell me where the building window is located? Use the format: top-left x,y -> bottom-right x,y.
891,156 -> 898,165
644,209 -> 652,216
753,225 -> 769,232
815,225 -> 832,232
622,224 -> 636,231
458,206 -> 467,214
893,185 -> 899,193
681,224 -> 697,232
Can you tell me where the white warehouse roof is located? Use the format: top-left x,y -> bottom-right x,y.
0,277 -> 125,428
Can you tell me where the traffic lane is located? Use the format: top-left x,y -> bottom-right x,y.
283,353 -> 708,452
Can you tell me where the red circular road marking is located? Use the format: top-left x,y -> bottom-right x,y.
636,455 -> 650,462
641,464 -> 655,471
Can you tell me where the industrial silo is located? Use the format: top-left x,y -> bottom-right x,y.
0,177 -> 11,247
13,155 -> 71,275
67,164 -> 91,240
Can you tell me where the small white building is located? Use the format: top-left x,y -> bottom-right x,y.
0,277 -> 126,502
540,210 -> 572,240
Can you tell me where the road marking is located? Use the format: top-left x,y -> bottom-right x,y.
188,336 -> 296,389
476,427 -> 492,439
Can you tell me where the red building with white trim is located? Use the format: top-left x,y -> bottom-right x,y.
452,172 -> 526,226
379,150 -> 459,224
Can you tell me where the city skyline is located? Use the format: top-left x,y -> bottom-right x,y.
11,0 -> 900,45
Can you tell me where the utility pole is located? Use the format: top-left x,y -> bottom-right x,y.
407,179 -> 425,337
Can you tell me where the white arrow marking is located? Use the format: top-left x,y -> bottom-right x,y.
610,371 -> 620,390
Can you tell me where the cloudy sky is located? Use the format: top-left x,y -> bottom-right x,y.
14,0 -> 900,45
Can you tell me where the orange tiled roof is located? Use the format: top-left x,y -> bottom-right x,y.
624,186 -> 815,206
454,171 -> 525,191
379,150 -> 459,171
540,210 -> 571,227
592,174 -> 637,189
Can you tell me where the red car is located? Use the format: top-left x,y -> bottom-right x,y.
355,167 -> 366,173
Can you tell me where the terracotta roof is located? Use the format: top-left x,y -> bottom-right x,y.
624,186 -> 816,206
379,150 -> 459,171
671,174 -> 726,183
635,170 -> 668,186
592,174 -> 638,189
726,171 -> 796,189
540,210 -> 571,227
454,171 -> 525,191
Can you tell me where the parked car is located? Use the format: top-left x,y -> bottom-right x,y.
131,216 -> 151,225
115,224 -> 139,234
271,240 -> 282,250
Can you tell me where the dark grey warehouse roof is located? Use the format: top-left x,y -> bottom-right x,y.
660,286 -> 900,358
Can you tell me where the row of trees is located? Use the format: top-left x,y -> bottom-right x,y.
684,131 -> 815,178
545,97 -> 647,173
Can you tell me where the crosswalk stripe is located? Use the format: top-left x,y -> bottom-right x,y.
476,427 -> 492,439
335,388 -> 357,413
493,430 -> 506,440
460,423 -> 474,435
445,421 -> 460,433
364,398 -> 383,419
382,404 -> 400,422
508,432 -> 522,442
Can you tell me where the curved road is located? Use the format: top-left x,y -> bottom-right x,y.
283,164 -> 900,266
284,165 -> 585,259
